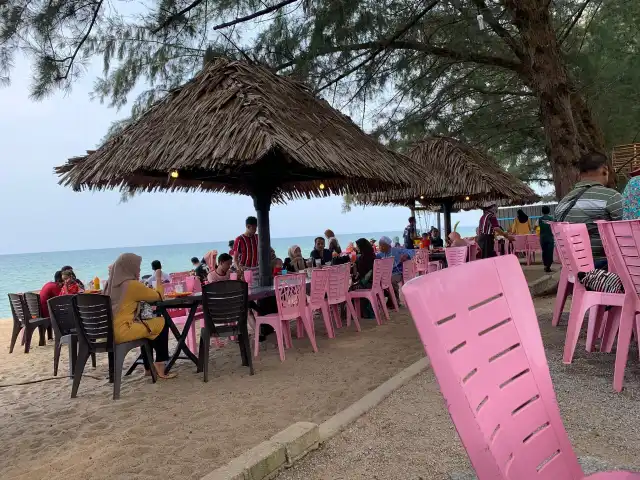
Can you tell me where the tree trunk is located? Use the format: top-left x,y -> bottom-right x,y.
503,0 -> 607,198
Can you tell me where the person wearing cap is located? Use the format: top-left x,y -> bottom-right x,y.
622,167 -> 640,220
478,202 -> 510,259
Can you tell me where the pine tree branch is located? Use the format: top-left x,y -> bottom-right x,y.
276,40 -> 521,73
315,0 -> 439,94
152,0 -> 299,34
559,0 -> 593,45
468,0 -> 524,59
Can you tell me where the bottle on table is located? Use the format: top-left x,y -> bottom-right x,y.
93,277 -> 100,290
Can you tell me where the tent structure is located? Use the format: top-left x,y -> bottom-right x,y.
355,136 -> 540,236
56,57 -> 429,285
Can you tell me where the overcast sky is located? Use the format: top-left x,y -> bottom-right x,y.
0,56 -> 485,255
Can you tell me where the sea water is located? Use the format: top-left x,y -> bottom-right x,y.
0,227 -> 476,318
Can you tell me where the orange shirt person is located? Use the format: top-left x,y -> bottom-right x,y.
420,233 -> 431,249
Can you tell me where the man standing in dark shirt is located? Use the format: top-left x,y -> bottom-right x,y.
310,237 -> 333,265
538,205 -> 555,273
403,216 -> 417,249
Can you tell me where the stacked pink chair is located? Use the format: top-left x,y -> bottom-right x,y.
414,249 -> 441,275
347,258 -> 389,325
596,220 -> 640,392
402,255 -> 640,479
305,268 -> 334,339
526,234 -> 542,265
253,273 -> 318,362
326,264 -> 360,332
445,246 -> 468,267
559,223 -> 624,365
378,257 -> 399,312
549,221 -> 572,327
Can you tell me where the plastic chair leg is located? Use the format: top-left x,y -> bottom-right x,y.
563,289 -> 588,364
200,331 -> 211,382
345,300 -> 361,332
586,306 -> 606,352
319,304 -> 335,338
601,307 -> 621,353
53,339 -> 61,376
23,327 -> 35,353
387,286 -> 400,312
378,293 -> 390,322
113,345 -> 125,400
71,343 -> 89,398
9,323 -> 21,353
300,312 -> 318,352
552,271 -> 571,326
613,303 -> 636,392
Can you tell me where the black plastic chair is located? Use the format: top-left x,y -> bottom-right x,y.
70,294 -> 157,400
23,292 -> 53,341
197,280 -> 254,382
48,295 -> 96,376
8,293 -> 50,353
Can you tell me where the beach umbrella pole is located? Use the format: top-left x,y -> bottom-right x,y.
253,189 -> 274,287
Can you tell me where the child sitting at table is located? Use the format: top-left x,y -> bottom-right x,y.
420,232 -> 431,249
60,269 -> 82,295
207,253 -> 233,283
272,258 -> 283,276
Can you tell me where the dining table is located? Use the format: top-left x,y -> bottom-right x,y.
125,278 -> 311,375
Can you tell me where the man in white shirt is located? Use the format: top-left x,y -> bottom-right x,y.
149,260 -> 171,287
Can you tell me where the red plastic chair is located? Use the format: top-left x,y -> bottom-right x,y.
347,259 -> 388,325
560,223 -> 624,365
445,246 -> 468,267
378,257 -> 399,312
305,268 -> 334,339
402,255 -> 640,479
596,220 -> 640,392
326,264 -> 360,332
253,273 -> 318,362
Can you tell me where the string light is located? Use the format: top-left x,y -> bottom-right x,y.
170,170 -> 179,179
319,183 -> 325,190
420,195 -> 425,200
465,196 -> 470,201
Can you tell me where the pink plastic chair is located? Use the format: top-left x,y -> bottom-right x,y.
347,259 -> 389,325
326,264 -> 360,332
596,220 -> 640,392
253,274 -> 318,362
526,234 -> 541,265
445,246 -> 468,267
402,255 -> 640,479
467,243 -> 478,262
305,268 -> 334,339
378,257 -> 399,312
560,223 -> 624,365
170,272 -> 189,283
549,221 -> 572,327
511,235 -> 529,262
414,249 -> 441,275
398,259 -> 416,306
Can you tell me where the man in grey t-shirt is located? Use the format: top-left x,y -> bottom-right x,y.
555,152 -> 622,266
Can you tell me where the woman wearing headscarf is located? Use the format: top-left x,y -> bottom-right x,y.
448,231 -> 468,247
287,245 -> 306,272
104,253 -> 175,379
324,229 -> 342,255
511,209 -> 532,234
201,250 -> 218,282
352,238 -> 376,288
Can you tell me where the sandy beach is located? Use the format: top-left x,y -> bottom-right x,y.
0,308 -> 424,480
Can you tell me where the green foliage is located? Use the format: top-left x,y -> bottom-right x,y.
2,0 -> 640,192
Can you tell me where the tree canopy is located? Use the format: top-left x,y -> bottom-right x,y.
2,0 -> 640,196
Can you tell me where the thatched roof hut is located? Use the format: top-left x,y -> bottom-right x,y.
55,58 -> 426,202
55,57 -> 428,284
357,136 -> 539,208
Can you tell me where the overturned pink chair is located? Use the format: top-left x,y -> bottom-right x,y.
402,255 -> 640,479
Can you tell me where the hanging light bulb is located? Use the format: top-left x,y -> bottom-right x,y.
465,196 -> 470,201
170,170 -> 179,179
420,195 -> 425,200
319,183 -> 325,190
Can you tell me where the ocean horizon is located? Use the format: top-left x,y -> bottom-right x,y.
0,226 -> 476,318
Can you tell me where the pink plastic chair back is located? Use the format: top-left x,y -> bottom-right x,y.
549,222 -> 572,271
512,235 -> 527,253
163,284 -> 175,295
274,273 -> 307,321
370,258 -> 385,293
402,256 -> 583,479
327,264 -> 350,305
596,220 -> 640,295
378,257 -> 394,289
402,259 -> 416,284
413,249 -> 430,273
309,269 -> 330,306
185,276 -> 198,292
525,234 -> 541,253
170,272 -> 189,283
562,223 -> 595,274
445,246 -> 467,267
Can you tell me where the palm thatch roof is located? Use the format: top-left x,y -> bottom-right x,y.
55,58 -> 428,202
355,136 -> 540,209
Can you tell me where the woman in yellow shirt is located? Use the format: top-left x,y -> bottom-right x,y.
105,253 -> 176,379
511,209 -> 532,235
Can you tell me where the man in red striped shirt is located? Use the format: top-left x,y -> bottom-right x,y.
233,216 -> 259,268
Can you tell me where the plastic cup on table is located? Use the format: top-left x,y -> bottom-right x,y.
315,259 -> 321,268
281,269 -> 288,275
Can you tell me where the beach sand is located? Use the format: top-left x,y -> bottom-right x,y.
0,309 -> 424,480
